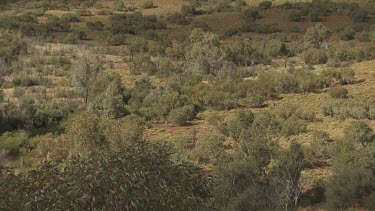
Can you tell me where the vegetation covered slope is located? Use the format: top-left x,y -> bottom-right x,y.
1,0 -> 375,210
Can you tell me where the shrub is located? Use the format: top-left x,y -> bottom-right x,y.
308,10 -> 320,22
0,131 -> 28,158
166,13 -> 191,25
181,5 -> 195,16
226,109 -> 254,140
74,30 -> 88,40
281,117 -> 307,136
216,2 -> 233,12
304,48 -> 328,65
96,9 -> 113,15
223,28 -> 239,37
167,105 -> 196,126
328,87 -> 349,99
325,167 -> 375,210
61,33 -> 79,44
351,10 -> 368,23
289,12 -> 304,22
142,1 -> 154,9
339,28 -> 355,41
356,31 -> 370,42
108,13 -> 162,35
344,121 -> 374,146
61,13 -> 81,22
86,21 -> 105,30
259,1 -> 272,10
75,9 -> 92,16
12,75 -> 40,87
243,8 -> 261,21
0,30 -> 27,63
46,16 -> 70,32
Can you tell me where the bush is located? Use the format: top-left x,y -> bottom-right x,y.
259,1 -> 272,10
325,167 -> 375,210
308,10 -> 320,22
339,27 -> 355,41
142,1 -> 154,9
281,116 -> 307,136
243,8 -> 261,21
181,5 -> 195,16
289,12 -> 304,22
75,9 -> 93,16
167,105 -> 196,126
344,121 -> 374,146
351,10 -> 368,23
166,13 -> 191,25
61,33 -> 79,44
356,31 -> 370,42
12,75 -> 40,87
86,21 -> 105,30
61,13 -> 81,22
46,16 -> 70,32
0,30 -> 27,63
303,48 -> 328,65
96,9 -> 113,15
0,131 -> 28,158
108,13 -> 162,35
328,87 -> 348,99
74,30 -> 88,40
216,2 -> 234,12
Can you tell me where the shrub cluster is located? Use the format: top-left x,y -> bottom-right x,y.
322,97 -> 375,120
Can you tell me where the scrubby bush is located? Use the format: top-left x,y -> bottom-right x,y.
308,10 -> 320,22
328,87 -> 348,99
243,8 -> 261,21
46,16 -> 70,32
86,21 -> 105,30
96,9 -> 113,15
12,75 -> 40,87
339,27 -> 355,40
61,13 -> 81,22
344,121 -> 374,146
259,1 -> 272,10
356,31 -> 370,42
321,97 -> 375,120
289,12 -> 304,22
226,109 -> 254,140
304,24 -> 330,48
216,2 -> 233,12
181,5 -> 196,16
166,13 -> 191,25
351,10 -> 368,23
281,117 -> 307,136
108,13 -> 163,35
142,1 -> 154,9
167,105 -> 196,126
304,48 -> 328,65
61,33 -> 79,44
0,131 -> 28,158
0,30 -> 27,63
75,9 -> 92,16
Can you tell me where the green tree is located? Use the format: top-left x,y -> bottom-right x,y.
344,121 -> 374,147
185,28 -> 225,75
167,105 -> 196,126
226,37 -> 255,66
303,23 -> 330,49
0,117 -> 209,210
88,72 -> 127,119
71,52 -> 102,104
303,48 -> 328,65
